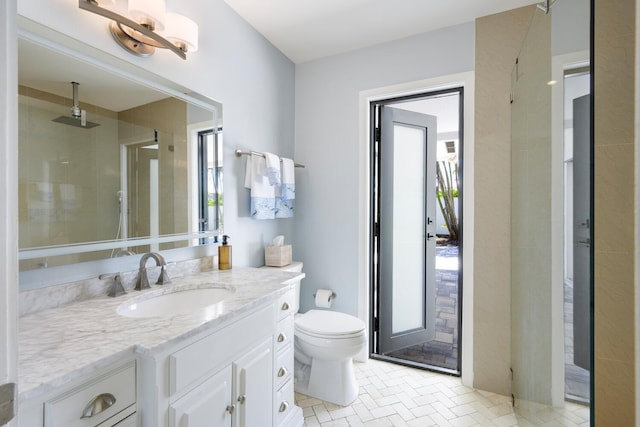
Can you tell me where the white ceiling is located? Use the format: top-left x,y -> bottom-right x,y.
223,0 -> 540,63
18,38 -> 169,112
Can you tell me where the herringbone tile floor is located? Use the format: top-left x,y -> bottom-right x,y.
296,358 -> 590,426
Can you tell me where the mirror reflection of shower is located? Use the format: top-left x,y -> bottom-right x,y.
118,129 -> 162,255
51,82 -> 100,129
111,190 -> 135,257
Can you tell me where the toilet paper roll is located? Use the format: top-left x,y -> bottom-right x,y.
315,289 -> 334,308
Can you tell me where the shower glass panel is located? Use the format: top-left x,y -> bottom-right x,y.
510,0 -> 591,420
510,7 -> 554,408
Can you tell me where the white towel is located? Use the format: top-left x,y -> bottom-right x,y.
264,152 -> 281,186
245,153 -> 276,219
276,158 -> 295,218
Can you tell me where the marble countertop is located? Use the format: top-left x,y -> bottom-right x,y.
18,267 -> 302,402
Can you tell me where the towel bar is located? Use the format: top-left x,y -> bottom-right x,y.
235,149 -> 305,168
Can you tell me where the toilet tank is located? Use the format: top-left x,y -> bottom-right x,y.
262,262 -> 303,313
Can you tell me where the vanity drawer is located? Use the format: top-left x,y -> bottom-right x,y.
44,362 -> 136,427
274,345 -> 294,390
275,379 -> 295,426
276,290 -> 295,320
274,316 -> 294,352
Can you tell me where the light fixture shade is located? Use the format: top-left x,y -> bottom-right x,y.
162,12 -> 199,52
128,0 -> 166,30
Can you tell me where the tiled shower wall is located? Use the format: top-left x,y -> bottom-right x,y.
594,0 -> 636,424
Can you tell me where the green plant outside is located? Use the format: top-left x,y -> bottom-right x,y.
208,194 -> 224,206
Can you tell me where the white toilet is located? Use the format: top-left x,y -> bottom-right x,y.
294,308 -> 366,406
264,261 -> 366,406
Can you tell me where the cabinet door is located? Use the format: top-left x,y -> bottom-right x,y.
233,338 -> 272,427
169,366 -> 232,427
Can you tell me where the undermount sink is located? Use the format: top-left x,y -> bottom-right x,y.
117,286 -> 235,318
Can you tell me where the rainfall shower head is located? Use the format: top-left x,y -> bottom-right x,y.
52,82 -> 100,129
52,115 -> 100,129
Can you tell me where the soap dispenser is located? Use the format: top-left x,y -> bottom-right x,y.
218,235 -> 232,270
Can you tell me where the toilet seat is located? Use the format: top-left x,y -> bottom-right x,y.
295,309 -> 365,339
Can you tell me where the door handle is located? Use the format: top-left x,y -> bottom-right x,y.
427,233 -> 435,240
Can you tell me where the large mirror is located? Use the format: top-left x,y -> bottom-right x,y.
17,24 -> 223,277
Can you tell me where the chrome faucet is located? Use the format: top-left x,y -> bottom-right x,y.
135,252 -> 171,290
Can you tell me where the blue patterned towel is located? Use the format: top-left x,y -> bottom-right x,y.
276,158 -> 295,218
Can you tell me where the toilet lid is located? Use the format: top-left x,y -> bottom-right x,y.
295,309 -> 365,337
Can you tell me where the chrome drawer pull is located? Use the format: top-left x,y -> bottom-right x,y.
277,333 -> 287,343
278,367 -> 288,378
226,404 -> 236,414
80,393 -> 116,419
281,302 -> 290,311
279,401 -> 289,413
237,394 -> 246,404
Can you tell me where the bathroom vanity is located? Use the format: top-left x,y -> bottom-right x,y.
17,268 -> 304,427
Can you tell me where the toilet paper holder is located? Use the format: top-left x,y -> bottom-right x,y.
313,291 -> 336,300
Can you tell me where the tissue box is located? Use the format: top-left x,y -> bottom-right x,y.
265,245 -> 292,267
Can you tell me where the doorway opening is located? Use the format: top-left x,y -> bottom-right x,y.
370,87 -> 463,375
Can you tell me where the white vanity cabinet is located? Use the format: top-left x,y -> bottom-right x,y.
18,271 -> 304,427
142,292 -> 303,427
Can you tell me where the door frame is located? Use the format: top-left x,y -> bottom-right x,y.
551,51 -> 591,406
358,72 -> 474,386
369,87 -> 463,375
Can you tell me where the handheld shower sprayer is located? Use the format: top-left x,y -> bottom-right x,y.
117,190 -> 123,214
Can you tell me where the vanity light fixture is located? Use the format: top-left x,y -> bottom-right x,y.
79,0 -> 198,60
